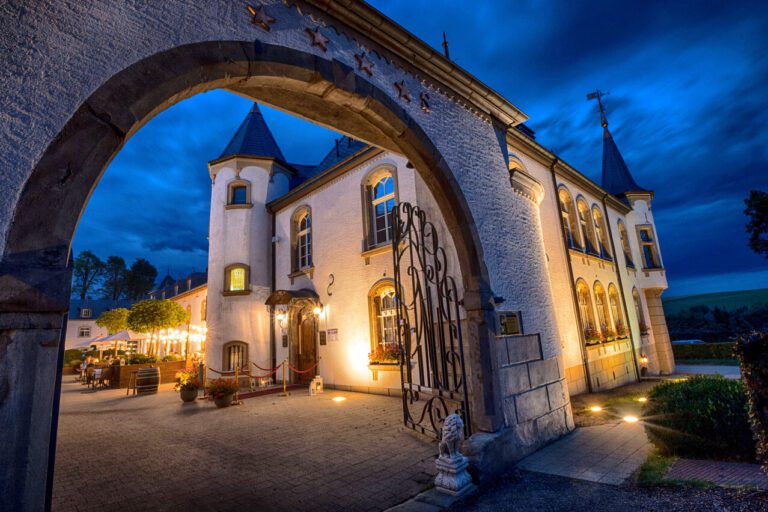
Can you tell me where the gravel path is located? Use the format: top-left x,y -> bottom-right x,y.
450,470 -> 768,512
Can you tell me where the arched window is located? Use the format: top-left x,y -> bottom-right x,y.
368,280 -> 399,358
591,206 -> 612,259
201,298 -> 207,321
637,225 -> 662,269
293,207 -> 312,271
558,187 -> 581,250
617,220 -> 634,268
223,341 -> 248,371
576,279 -> 598,344
576,198 -> 598,255
186,304 -> 192,321
608,284 -> 626,337
226,179 -> 251,207
593,281 -> 611,339
223,263 -> 250,295
632,287 -> 648,334
364,170 -> 396,248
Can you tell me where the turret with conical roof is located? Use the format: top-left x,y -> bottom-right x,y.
217,103 -> 286,162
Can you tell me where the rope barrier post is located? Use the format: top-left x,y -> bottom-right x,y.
279,359 -> 289,396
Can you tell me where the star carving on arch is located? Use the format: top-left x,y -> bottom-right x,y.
354,52 -> 374,76
394,80 -> 412,103
246,4 -> 275,32
419,91 -> 431,113
305,27 -> 330,52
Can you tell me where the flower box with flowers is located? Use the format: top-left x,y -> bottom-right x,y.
584,327 -> 601,346
174,368 -> 200,402
368,344 -> 401,366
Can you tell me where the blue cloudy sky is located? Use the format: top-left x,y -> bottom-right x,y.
73,0 -> 768,296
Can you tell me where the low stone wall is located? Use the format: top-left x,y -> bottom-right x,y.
112,361 -> 185,388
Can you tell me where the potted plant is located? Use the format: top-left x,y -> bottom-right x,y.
174,369 -> 200,403
602,328 -> 616,342
584,327 -> 600,345
368,344 -> 400,365
615,321 -> 628,338
206,378 -> 239,408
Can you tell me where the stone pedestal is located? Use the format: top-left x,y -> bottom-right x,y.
435,453 -> 477,496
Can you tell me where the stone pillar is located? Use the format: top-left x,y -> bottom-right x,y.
644,289 -> 675,374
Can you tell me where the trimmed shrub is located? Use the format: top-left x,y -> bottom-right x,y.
644,375 -> 754,461
162,354 -> 182,362
672,342 -> 735,360
735,333 -> 768,473
129,354 -> 156,365
64,349 -> 84,365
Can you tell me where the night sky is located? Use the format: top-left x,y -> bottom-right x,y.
72,0 -> 768,296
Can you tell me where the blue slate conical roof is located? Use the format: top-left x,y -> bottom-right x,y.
219,103 -> 285,161
601,127 -> 649,196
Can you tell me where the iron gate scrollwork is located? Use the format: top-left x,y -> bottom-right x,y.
391,202 -> 471,439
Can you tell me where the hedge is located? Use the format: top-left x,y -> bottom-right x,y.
672,342 -> 735,360
643,375 -> 755,461
735,333 -> 768,473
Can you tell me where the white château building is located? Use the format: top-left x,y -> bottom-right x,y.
200,102 -> 674,396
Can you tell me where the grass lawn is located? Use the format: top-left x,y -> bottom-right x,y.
675,358 -> 739,366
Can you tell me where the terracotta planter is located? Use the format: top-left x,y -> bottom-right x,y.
213,393 -> 234,408
179,388 -> 198,403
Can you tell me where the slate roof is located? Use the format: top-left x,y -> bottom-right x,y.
218,103 -> 286,161
601,127 -> 649,196
288,136 -> 370,189
68,299 -> 133,320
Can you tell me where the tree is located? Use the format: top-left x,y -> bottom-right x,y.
127,299 -> 190,355
95,308 -> 129,334
745,190 -> 768,259
125,258 -> 158,300
71,250 -> 105,300
96,308 -> 130,357
101,256 -> 127,300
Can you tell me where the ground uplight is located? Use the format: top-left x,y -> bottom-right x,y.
589,406 -> 602,412
623,415 -> 639,423
637,397 -> 648,403
332,396 -> 347,403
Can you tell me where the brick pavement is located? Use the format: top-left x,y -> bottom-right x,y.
665,459 -> 768,489
516,422 -> 651,485
53,380 -> 437,511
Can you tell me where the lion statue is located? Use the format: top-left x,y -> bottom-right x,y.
439,413 -> 464,460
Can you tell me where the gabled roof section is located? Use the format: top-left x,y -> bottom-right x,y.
288,136 -> 370,188
601,128 -> 649,196
218,103 -> 285,161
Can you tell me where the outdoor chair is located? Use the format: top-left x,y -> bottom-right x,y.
95,367 -> 112,390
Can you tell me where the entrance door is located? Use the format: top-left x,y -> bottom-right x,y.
297,315 -> 317,384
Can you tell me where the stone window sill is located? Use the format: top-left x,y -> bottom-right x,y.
362,244 -> 392,259
369,361 -> 412,381
225,203 -> 253,210
222,289 -> 251,296
288,267 -> 314,284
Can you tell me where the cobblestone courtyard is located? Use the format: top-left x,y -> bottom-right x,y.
53,381 -> 437,512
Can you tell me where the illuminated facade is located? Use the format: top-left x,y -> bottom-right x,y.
204,103 -> 673,395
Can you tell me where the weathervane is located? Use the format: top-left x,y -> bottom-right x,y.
586,89 -> 610,129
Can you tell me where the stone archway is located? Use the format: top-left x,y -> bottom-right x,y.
0,2 -> 566,510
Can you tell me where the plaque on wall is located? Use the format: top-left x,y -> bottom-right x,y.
319,330 -> 327,346
326,328 -> 338,342
497,311 -> 523,336
282,334 -> 288,347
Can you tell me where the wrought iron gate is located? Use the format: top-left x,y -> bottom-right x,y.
391,202 -> 471,439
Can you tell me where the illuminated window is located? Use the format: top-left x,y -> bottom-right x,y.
632,288 -> 648,334
78,326 -> 91,338
576,279 -> 597,344
608,284 -> 626,337
201,298 -> 207,321
591,206 -> 612,259
365,171 -> 396,248
558,187 -> 581,250
594,281 -> 611,337
576,198 -> 598,255
368,281 -> 399,357
618,220 -> 634,268
224,264 -> 250,295
292,208 -> 313,271
80,308 -> 92,319
223,341 -> 248,372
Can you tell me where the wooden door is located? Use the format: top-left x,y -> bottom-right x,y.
297,316 -> 317,384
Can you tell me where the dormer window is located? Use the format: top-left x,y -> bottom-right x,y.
80,308 -> 92,319
226,180 -> 252,209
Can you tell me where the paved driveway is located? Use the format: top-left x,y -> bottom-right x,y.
53,381 -> 436,512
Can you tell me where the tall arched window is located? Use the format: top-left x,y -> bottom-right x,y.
223,341 -> 248,371
201,298 -> 207,321
576,279 -> 598,344
296,211 -> 312,270
364,170 -> 396,248
632,287 -> 648,334
576,198 -> 598,255
223,263 -> 250,295
617,220 -> 634,268
593,281 -> 611,338
608,284 -> 626,337
558,187 -> 581,250
591,206 -> 612,259
368,280 -> 399,359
